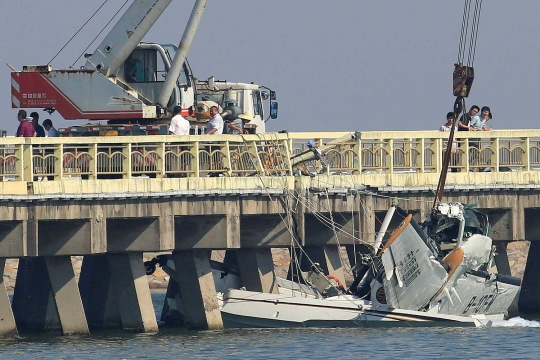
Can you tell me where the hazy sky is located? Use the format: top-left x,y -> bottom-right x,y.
1,1 -> 538,135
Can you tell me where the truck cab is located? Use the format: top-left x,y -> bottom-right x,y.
118,43 -> 277,133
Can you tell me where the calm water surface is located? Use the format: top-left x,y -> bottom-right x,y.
0,293 -> 538,359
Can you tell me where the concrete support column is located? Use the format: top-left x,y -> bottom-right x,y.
91,205 -> 107,253
293,177 -> 306,246
25,205 -> 38,257
108,252 -> 158,332
0,259 -> 17,337
13,256 -> 88,334
45,256 -> 89,334
159,200 -> 175,251
79,254 -> 121,330
359,194 -> 376,245
13,258 -> 57,332
172,250 -> 222,330
493,241 -> 512,276
303,246 -> 346,286
519,241 -> 540,312
235,248 -> 279,294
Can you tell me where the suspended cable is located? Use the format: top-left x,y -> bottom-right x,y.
48,0 -> 110,65
469,0 -> 483,67
457,0 -> 471,64
71,0 -> 130,68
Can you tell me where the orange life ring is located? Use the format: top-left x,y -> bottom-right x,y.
326,275 -> 346,291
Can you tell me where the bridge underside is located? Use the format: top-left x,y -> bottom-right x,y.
0,179 -> 538,334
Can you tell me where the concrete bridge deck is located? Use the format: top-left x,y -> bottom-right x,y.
0,130 -> 539,335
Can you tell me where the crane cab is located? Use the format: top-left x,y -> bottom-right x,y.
117,43 -> 195,120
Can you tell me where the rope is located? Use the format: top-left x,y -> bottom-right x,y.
71,0 -> 131,68
48,0 -> 110,65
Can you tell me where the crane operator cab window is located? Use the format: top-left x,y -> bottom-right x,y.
125,49 -> 165,83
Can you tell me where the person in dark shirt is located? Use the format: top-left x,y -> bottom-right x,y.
457,105 -> 479,131
16,110 -> 36,137
30,111 -> 45,137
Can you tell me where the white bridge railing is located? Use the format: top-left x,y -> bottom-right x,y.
0,130 -> 538,181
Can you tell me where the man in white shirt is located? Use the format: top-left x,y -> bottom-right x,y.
169,106 -> 190,135
43,119 -> 59,137
206,106 -> 223,134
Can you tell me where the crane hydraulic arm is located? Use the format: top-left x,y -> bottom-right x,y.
86,0 -> 172,77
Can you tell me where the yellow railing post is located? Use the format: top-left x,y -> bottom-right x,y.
54,143 -> 64,180
88,143 -> 98,180
223,141 -> 232,177
523,137 -> 530,171
22,141 -> 33,182
14,144 -> 22,181
123,143 -> 132,179
156,142 -> 165,179
419,138 -> 425,173
434,137 -> 442,174
355,136 -> 362,174
248,141 -> 264,175
281,138 -> 293,175
464,137 -> 470,172
386,139 -> 394,174
190,141 -> 200,178
491,137 -> 499,172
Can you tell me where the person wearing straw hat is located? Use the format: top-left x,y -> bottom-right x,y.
227,111 -> 254,135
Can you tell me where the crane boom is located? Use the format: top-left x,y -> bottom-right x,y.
85,0 -> 172,77
158,0 -> 207,107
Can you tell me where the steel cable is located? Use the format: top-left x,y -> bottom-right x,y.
48,0 -> 111,65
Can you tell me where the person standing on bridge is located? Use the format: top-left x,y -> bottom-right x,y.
168,106 -> 190,136
30,112 -> 45,137
43,119 -> 59,137
458,105 -> 480,132
16,110 -> 36,137
206,106 -> 224,135
480,106 -> 493,131
226,111 -> 253,135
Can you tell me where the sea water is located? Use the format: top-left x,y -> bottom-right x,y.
0,292 -> 539,360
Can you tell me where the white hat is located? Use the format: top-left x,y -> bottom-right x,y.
238,111 -> 254,122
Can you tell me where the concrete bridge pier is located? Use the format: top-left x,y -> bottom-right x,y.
0,259 -> 18,337
79,254 -> 121,330
108,252 -> 158,333
235,248 -> 279,293
518,242 -> 540,312
172,250 -> 223,330
493,241 -> 512,275
517,208 -> 540,312
12,256 -> 89,335
79,253 -> 158,333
